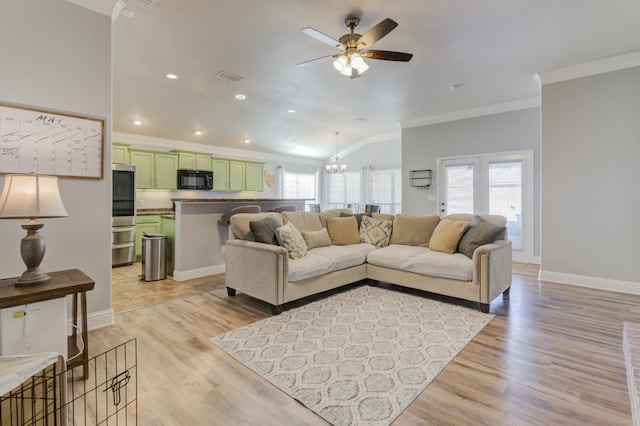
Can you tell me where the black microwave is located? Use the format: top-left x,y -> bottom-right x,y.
177,169 -> 213,190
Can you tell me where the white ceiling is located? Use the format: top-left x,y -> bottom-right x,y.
75,0 -> 640,160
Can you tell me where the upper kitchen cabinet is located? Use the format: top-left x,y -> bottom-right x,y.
173,150 -> 213,171
245,161 -> 264,192
228,160 -> 245,192
155,152 -> 178,189
212,158 -> 230,191
112,143 -> 129,164
128,149 -> 154,189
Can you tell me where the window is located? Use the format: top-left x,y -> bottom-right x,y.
283,170 -> 317,210
327,171 -> 360,210
368,168 -> 401,214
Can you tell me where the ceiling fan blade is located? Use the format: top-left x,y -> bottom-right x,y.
357,18 -> 398,48
363,50 -> 413,62
297,54 -> 338,67
301,27 -> 345,50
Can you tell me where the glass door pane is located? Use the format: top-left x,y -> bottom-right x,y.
488,161 -> 522,250
444,164 -> 475,215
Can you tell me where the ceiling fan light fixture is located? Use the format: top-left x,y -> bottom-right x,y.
350,53 -> 365,69
354,59 -> 369,74
333,55 -> 348,72
340,63 -> 353,77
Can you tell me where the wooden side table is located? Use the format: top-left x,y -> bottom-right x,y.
0,269 -> 95,379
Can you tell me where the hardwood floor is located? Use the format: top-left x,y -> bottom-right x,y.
93,264 -> 635,424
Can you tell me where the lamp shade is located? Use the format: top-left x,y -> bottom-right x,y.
0,174 -> 68,219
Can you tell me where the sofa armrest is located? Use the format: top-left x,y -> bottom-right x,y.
472,240 -> 512,304
225,240 -> 288,306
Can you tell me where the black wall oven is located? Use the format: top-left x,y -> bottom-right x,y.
112,164 -> 136,266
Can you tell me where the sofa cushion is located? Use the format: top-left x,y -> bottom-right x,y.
339,212 -> 371,229
282,211 -> 323,232
248,215 -> 282,245
372,213 -> 395,221
429,219 -> 469,254
444,213 -> 508,240
311,243 -> 376,272
389,214 -> 440,247
275,223 -> 308,259
457,215 -> 506,259
319,208 -> 353,227
230,213 -> 282,241
326,216 -> 360,245
367,244 -> 473,281
287,253 -> 333,282
301,228 -> 332,250
359,215 -> 393,248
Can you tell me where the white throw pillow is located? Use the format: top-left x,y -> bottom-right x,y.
301,228 -> 332,250
359,215 -> 393,248
275,223 -> 308,259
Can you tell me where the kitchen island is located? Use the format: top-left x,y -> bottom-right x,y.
171,198 -> 310,281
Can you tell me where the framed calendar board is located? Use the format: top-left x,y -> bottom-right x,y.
0,103 -> 104,179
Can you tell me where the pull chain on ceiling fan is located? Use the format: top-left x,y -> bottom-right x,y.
299,14 -> 413,78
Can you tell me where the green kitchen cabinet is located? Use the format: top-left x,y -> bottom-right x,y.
135,215 -> 161,260
212,158 -> 230,191
245,161 -> 264,192
129,149 -> 155,189
174,151 -> 213,171
155,152 -> 178,189
112,143 -> 129,164
229,160 -> 245,192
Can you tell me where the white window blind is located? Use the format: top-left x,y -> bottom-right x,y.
368,168 -> 402,214
283,171 -> 317,207
327,171 -> 360,210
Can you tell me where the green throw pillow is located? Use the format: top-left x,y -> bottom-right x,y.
457,215 -> 506,259
249,216 -> 282,245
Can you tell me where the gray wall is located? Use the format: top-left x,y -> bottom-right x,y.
541,67 -> 640,283
402,108 -> 541,257
341,138 -> 402,169
0,0 -> 112,322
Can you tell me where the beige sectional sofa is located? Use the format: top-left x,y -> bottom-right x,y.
224,210 -> 512,315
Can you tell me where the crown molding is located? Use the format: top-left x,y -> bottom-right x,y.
534,50 -> 640,85
64,0 -> 117,16
337,131 -> 401,160
401,97 -> 541,129
112,132 -> 324,167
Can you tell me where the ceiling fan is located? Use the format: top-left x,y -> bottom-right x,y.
298,14 -> 413,78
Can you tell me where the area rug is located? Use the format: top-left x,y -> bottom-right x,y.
210,285 -> 494,425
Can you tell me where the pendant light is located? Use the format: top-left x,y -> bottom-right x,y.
325,132 -> 347,174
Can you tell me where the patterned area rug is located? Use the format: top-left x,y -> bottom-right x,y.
211,285 -> 494,425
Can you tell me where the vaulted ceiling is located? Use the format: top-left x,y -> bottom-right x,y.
71,0 -> 640,160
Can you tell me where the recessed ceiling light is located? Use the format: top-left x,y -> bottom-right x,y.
243,138 -> 250,144
122,8 -> 135,18
166,73 -> 178,80
235,94 -> 246,100
288,109 -> 296,113
132,119 -> 142,126
193,130 -> 202,136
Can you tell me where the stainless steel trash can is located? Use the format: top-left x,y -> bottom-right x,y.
141,232 -> 166,281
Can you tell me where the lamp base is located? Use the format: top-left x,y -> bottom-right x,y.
15,221 -> 50,287
15,268 -> 51,287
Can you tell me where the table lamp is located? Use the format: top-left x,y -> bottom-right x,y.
0,173 -> 68,286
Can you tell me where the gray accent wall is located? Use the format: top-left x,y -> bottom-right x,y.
402,108 -> 541,258
541,67 -> 640,284
0,1 -> 112,322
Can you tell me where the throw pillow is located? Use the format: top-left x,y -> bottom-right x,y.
429,219 -> 469,254
275,223 -> 308,259
359,215 -> 393,248
390,214 -> 441,247
301,228 -> 332,250
339,212 -> 372,229
325,216 -> 360,245
281,211 -> 323,232
249,216 -> 282,245
457,215 -> 506,259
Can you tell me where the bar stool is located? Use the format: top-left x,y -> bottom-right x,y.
219,205 -> 261,226
267,205 -> 297,212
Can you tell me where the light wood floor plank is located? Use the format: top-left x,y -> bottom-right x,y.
92,266 -> 634,424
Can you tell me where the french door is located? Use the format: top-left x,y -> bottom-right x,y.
437,151 -> 533,262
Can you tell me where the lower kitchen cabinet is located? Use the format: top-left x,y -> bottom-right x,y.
135,215 -> 161,260
162,217 -> 175,275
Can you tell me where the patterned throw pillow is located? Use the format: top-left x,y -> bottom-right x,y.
429,219 -> 469,254
249,216 -> 282,245
359,215 -> 393,248
339,212 -> 372,229
301,228 -> 332,250
275,223 -> 308,259
457,215 -> 506,258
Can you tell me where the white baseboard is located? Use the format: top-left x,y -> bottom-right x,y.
67,308 -> 114,334
173,264 -> 225,282
539,270 -> 640,295
531,256 -> 541,265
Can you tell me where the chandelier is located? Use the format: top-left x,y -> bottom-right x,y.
326,131 -> 346,173
332,50 -> 370,78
